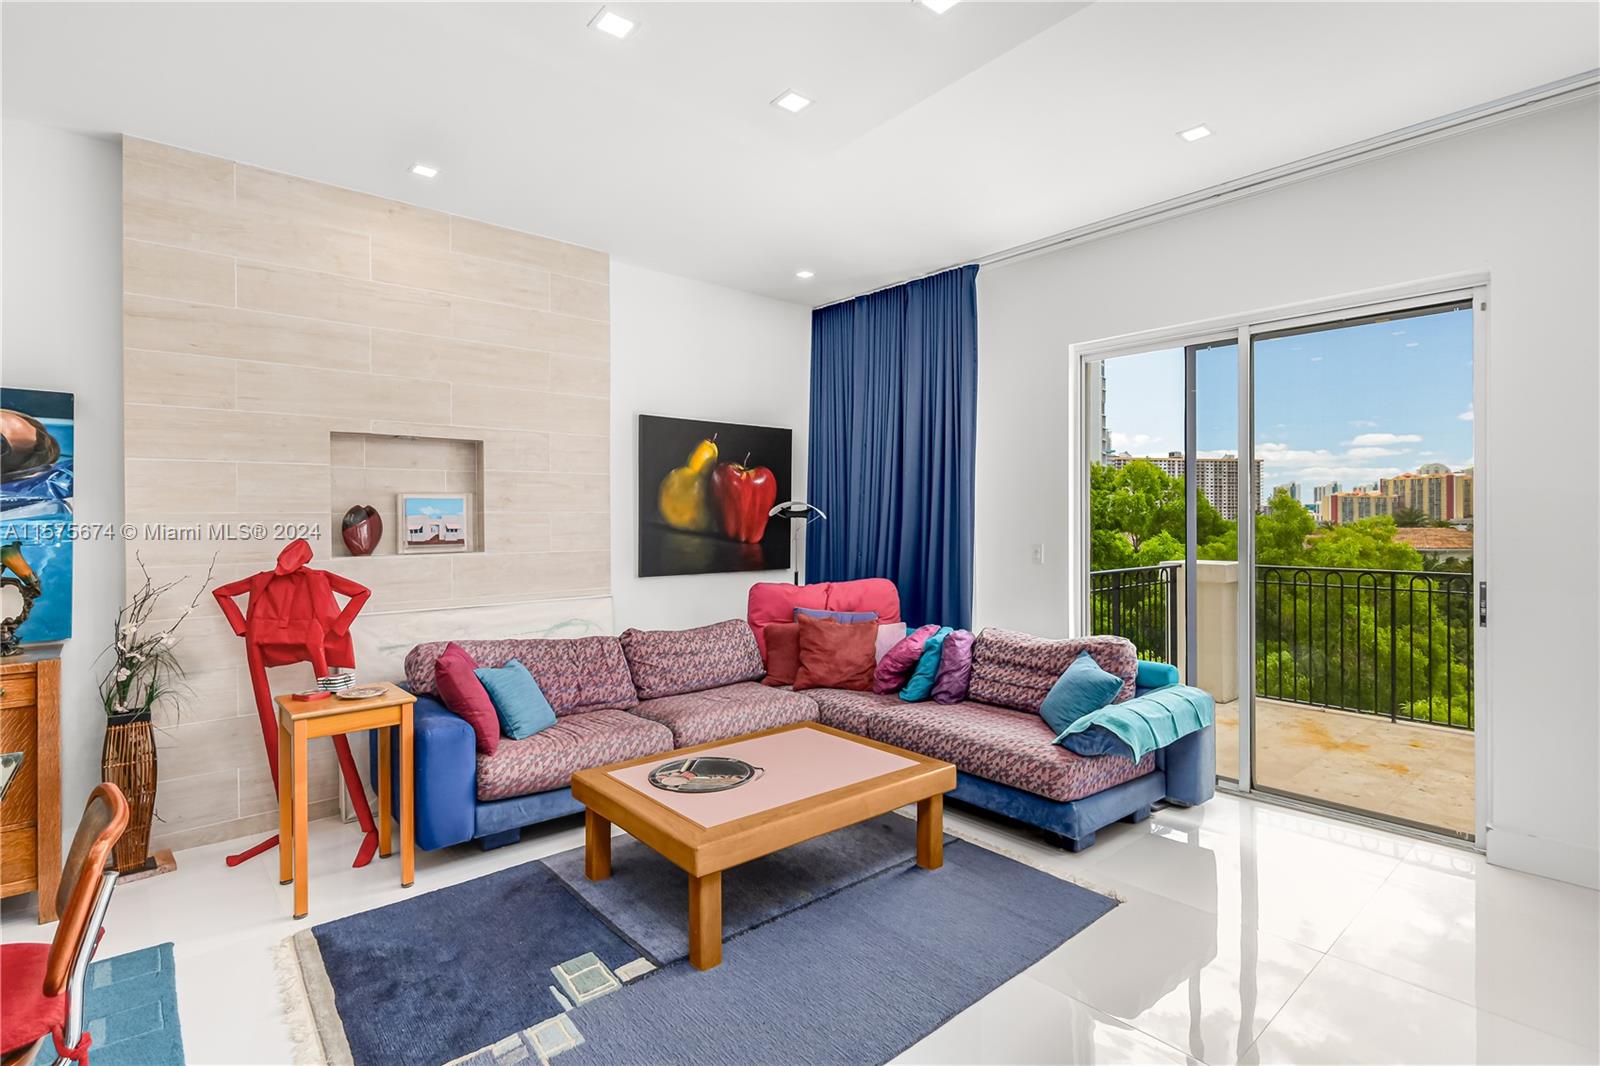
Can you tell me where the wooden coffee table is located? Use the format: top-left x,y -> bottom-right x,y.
570,722 -> 956,970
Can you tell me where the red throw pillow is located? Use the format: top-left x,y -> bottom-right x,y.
793,615 -> 878,692
435,642 -> 501,755
762,622 -> 801,687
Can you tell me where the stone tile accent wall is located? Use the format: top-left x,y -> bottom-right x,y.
121,138 -> 610,850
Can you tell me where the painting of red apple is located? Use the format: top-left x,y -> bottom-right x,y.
639,414 -> 792,577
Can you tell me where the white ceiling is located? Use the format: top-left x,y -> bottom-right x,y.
4,2 -> 1597,305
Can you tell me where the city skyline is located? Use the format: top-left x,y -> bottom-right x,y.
1100,306 -> 1475,498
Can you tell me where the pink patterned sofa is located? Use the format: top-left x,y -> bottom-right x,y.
377,586 -> 1212,853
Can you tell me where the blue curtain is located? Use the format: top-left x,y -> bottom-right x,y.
806,264 -> 977,628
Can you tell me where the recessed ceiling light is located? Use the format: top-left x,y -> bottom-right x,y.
1177,124 -> 1212,143
409,162 -> 439,179
588,7 -> 636,39
918,0 -> 962,13
772,90 -> 812,114
795,270 -> 815,280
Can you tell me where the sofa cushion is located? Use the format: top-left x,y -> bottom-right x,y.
746,578 -> 903,656
761,622 -> 801,687
407,636 -> 638,716
475,708 -> 675,802
1038,651 -> 1125,736
629,681 -> 819,747
619,619 -> 766,699
794,615 -> 878,692
807,690 -> 1153,803
874,624 -> 941,694
968,630 -> 1138,713
899,626 -> 954,702
475,659 -> 557,740
433,642 -> 501,755
930,628 -> 975,705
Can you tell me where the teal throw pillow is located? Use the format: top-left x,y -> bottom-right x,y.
1039,651 -> 1125,735
474,659 -> 557,740
900,626 -> 954,702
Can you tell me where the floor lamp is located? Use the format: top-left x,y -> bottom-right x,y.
768,501 -> 827,585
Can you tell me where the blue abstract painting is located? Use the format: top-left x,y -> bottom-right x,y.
1,387 -> 75,644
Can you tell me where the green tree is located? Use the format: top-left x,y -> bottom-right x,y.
1392,506 -> 1428,527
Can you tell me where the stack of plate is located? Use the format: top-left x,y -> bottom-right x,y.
315,672 -> 356,693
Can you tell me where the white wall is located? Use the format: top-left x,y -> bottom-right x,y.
609,261 -> 811,631
1,120 -> 125,857
975,99 -> 1600,887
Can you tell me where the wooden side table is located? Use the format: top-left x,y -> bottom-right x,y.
1,652 -> 61,924
274,683 -> 415,919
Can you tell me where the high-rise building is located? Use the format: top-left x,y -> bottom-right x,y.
1380,464 -> 1474,522
1086,361 -> 1112,467
1311,482 -> 1341,505
1282,481 -> 1302,503
1319,490 -> 1395,525
1104,451 -> 1263,520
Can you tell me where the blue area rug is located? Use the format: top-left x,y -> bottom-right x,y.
295,815 -> 1115,1066
34,942 -> 184,1066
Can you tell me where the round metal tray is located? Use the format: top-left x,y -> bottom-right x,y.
646,756 -> 764,793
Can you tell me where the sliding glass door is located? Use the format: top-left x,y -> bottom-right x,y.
1083,288 -> 1483,842
1247,300 -> 1478,838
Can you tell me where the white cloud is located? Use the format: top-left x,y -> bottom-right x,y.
1457,405 -> 1474,422
1346,446 -> 1407,459
1309,356 -> 1323,363
1348,420 -> 1378,429
1347,432 -> 1423,446
1110,431 -> 1160,452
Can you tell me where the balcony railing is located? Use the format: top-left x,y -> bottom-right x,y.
1088,562 -> 1473,730
1257,564 -> 1472,730
1088,563 -> 1179,665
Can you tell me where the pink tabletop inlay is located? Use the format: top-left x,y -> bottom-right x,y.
608,727 -> 919,828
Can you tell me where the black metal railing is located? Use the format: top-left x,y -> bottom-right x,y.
1088,564 -> 1179,666
1256,565 -> 1473,729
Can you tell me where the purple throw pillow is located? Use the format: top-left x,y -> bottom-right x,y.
874,622 -> 908,663
930,629 -> 975,704
873,624 -> 941,694
434,642 -> 501,755
794,607 -> 879,625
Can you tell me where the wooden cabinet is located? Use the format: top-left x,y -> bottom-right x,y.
1,652 -> 62,923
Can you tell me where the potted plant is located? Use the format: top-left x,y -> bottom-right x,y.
97,555 -> 212,874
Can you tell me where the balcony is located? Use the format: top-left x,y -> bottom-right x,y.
1090,561 -> 1475,838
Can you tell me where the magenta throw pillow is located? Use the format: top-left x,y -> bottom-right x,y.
873,624 -> 941,694
930,629 -> 975,704
434,642 -> 501,756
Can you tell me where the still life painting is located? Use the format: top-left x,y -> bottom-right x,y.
0,387 -> 75,645
638,414 -> 792,577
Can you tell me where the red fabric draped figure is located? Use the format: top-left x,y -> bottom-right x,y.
212,539 -> 380,869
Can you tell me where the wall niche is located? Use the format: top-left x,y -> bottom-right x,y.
330,431 -> 486,557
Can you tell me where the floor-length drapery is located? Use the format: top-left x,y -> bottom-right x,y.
806,264 -> 977,628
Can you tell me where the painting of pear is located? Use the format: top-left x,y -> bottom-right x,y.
657,435 -> 718,531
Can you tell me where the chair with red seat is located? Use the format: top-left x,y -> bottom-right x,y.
1,783 -> 129,1066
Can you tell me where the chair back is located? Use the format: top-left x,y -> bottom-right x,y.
44,783 -> 129,997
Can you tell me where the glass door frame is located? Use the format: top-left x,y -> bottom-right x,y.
1072,274 -> 1491,847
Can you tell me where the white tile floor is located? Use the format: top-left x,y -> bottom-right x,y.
3,793 -> 1596,1065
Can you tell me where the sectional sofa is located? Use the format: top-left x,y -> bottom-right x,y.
373,583 -> 1214,854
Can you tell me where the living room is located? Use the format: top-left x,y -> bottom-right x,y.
1,3 -> 1596,1065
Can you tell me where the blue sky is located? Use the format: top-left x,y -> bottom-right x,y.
1103,307 -> 1475,495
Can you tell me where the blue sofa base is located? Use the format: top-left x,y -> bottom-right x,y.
377,682 -> 1216,854
949,769 -> 1168,850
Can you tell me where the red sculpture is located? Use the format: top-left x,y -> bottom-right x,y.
212,539 -> 380,869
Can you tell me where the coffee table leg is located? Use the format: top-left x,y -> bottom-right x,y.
688,871 -> 722,970
584,810 -> 611,881
917,794 -> 944,870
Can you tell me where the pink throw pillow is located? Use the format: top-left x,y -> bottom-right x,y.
873,624 -> 941,694
930,629 -> 975,704
435,642 -> 501,755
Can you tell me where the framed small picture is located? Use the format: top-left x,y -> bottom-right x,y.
397,493 -> 472,554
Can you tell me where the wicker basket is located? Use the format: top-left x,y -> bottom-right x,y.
102,710 -> 157,873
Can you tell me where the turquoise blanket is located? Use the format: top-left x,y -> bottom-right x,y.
1056,685 -> 1215,762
